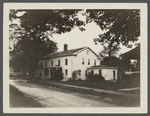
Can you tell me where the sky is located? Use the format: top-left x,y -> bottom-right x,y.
51,22 -> 104,54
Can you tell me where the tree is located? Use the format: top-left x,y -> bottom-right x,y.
101,56 -> 121,67
86,10 -> 140,46
85,10 -> 140,65
9,10 -> 85,76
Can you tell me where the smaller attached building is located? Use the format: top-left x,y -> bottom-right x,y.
87,65 -> 118,81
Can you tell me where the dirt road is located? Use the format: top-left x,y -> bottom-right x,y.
9,79 -> 122,107
9,79 -> 140,107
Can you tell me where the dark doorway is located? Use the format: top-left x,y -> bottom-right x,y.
113,70 -> 115,80
99,70 -> 102,76
91,70 -> 94,75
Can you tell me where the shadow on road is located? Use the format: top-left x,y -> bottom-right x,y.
10,85 -> 44,108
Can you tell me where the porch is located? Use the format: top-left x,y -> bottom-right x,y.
39,66 -> 62,79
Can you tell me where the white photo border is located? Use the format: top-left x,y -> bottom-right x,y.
3,3 -> 148,113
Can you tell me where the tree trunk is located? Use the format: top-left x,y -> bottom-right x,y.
108,51 -> 112,66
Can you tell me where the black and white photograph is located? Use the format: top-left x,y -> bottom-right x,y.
3,3 -> 147,113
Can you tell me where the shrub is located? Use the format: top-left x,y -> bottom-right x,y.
87,72 -> 105,82
55,68 -> 63,80
93,74 -> 105,82
44,69 -> 49,76
50,68 -> 63,81
71,71 -> 77,80
86,72 -> 93,82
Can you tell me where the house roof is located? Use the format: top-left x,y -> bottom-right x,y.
87,65 -> 118,70
42,46 -> 100,60
42,47 -> 86,60
121,45 -> 140,59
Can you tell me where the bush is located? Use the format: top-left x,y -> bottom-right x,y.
93,74 -> 105,82
87,72 -> 105,82
70,70 -> 82,81
86,72 -> 93,82
71,71 -> 76,80
50,68 -> 63,81
44,69 -> 49,76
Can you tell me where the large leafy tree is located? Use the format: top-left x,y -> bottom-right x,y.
9,10 -> 84,76
85,10 -> 140,65
86,10 -> 140,51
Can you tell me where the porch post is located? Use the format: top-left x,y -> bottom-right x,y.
49,69 -> 51,78
42,70 -> 44,79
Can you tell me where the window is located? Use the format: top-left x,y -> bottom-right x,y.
58,60 -> 60,66
51,61 -> 53,66
88,59 -> 90,65
94,60 -> 96,65
45,61 -> 47,67
113,70 -> 116,80
82,58 -> 84,65
130,59 -> 137,68
91,70 -> 94,75
85,70 -> 87,76
65,69 -> 68,76
65,59 -> 68,65
79,70 -> 81,76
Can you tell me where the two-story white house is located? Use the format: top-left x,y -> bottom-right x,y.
39,44 -> 101,80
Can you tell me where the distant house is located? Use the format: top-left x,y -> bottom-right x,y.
120,45 -> 140,74
87,65 -> 118,80
39,44 -> 101,80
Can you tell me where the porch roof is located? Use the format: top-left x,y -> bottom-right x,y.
40,66 -> 62,69
87,65 -> 118,70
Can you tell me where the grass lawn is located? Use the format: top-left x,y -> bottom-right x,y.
33,73 -> 140,91
58,73 -> 140,91
59,80 -> 139,91
36,77 -> 140,92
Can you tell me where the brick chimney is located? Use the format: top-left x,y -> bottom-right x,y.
64,44 -> 68,51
